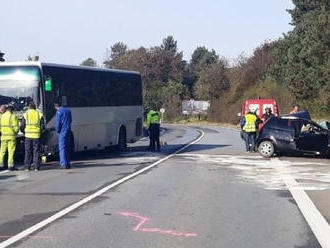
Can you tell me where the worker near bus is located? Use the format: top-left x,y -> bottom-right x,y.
290,105 -> 300,114
146,108 -> 161,152
0,104 -> 19,170
241,107 -> 258,153
54,102 -> 72,169
22,102 -> 45,171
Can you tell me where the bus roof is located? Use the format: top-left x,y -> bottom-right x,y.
0,61 -> 141,76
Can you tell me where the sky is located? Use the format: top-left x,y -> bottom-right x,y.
0,0 -> 294,66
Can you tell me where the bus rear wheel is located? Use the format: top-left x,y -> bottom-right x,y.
117,126 -> 127,151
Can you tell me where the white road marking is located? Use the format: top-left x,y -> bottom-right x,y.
0,170 -> 9,175
283,175 -> 330,248
273,158 -> 330,248
0,129 -> 204,248
0,166 -> 25,176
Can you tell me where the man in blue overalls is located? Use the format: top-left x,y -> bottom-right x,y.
54,102 -> 72,169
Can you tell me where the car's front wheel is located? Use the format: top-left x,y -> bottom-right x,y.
258,141 -> 275,158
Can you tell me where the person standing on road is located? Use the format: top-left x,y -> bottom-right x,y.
0,105 -> 19,170
54,102 -> 72,169
22,102 -> 45,171
147,108 -> 161,152
242,108 -> 258,153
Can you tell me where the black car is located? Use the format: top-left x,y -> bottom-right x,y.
257,116 -> 330,158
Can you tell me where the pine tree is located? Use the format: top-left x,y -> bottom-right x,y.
273,0 -> 330,102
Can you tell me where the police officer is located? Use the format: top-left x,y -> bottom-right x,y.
242,108 -> 258,153
0,105 -> 19,170
54,102 -> 72,169
147,108 -> 161,152
22,102 -> 45,171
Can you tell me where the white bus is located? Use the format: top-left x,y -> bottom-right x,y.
0,62 -> 143,157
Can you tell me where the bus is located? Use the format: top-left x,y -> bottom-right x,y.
0,61 -> 143,158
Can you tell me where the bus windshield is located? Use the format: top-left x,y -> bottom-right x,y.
0,66 -> 40,111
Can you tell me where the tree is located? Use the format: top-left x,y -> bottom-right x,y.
184,47 -> 219,93
103,37 -> 186,109
0,50 -> 5,62
272,1 -> 330,100
194,60 -> 230,100
110,42 -> 128,60
288,0 -> 329,25
159,80 -> 189,119
161,36 -> 177,53
104,42 -> 128,68
190,46 -> 219,73
80,58 -> 97,67
148,46 -> 185,83
240,41 -> 276,88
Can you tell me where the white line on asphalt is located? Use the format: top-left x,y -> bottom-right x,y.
0,170 -> 9,175
274,158 -> 330,248
0,165 -> 25,175
0,128 -> 205,248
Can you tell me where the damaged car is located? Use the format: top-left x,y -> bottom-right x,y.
257,116 -> 330,158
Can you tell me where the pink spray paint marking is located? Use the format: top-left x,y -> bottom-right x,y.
117,212 -> 197,238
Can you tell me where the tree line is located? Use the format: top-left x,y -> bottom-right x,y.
2,0 -> 329,122
82,37 -> 232,120
82,0 -> 330,121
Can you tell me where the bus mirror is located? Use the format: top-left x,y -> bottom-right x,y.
45,77 -> 53,91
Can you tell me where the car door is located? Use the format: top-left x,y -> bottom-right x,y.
295,121 -> 328,152
268,118 -> 296,152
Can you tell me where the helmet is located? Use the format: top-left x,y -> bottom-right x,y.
248,106 -> 256,113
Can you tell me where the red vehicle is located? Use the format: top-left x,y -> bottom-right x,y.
239,98 -> 279,129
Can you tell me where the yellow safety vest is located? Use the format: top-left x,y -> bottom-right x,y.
147,110 -> 161,128
24,109 -> 43,139
243,113 -> 257,133
0,111 -> 19,141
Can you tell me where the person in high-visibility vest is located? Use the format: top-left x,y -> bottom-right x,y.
146,108 -> 161,152
241,108 -> 258,153
22,102 -> 45,171
0,105 -> 19,170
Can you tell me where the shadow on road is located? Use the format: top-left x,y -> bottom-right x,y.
37,143 -> 233,170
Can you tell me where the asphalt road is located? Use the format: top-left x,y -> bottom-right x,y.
0,125 -> 329,248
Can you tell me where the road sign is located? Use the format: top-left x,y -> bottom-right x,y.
160,108 -> 165,114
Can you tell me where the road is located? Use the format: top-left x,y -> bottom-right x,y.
0,125 -> 329,247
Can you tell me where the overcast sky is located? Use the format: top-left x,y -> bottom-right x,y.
1,0 -> 294,65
